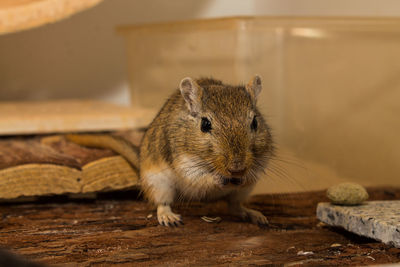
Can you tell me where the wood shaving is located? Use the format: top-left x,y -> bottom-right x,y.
201,216 -> 222,223
297,251 -> 314,256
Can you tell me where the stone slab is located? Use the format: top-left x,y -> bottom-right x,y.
317,201 -> 400,248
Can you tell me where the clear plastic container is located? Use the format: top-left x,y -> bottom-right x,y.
118,17 -> 400,193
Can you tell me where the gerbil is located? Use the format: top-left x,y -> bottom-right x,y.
67,75 -> 274,227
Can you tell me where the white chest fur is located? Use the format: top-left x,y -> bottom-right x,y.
173,155 -> 241,202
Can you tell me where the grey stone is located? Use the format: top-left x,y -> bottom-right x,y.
317,201 -> 400,248
327,182 -> 368,205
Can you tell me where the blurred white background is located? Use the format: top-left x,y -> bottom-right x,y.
1,0 -> 400,105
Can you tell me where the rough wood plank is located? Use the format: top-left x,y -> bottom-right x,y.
40,135 -> 115,167
0,100 -> 155,135
0,138 -> 83,169
0,188 -> 399,266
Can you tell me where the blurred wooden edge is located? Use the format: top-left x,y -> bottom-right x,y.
0,0 -> 103,35
0,100 -> 156,135
0,156 -> 139,200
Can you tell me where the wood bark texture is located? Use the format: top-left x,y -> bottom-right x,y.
0,131 -> 142,200
0,188 -> 399,265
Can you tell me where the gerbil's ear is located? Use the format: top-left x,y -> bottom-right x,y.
245,75 -> 262,103
179,77 -> 203,115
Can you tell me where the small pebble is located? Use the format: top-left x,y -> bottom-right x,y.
327,182 -> 368,205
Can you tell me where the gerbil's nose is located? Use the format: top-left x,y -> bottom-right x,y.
228,160 -> 246,177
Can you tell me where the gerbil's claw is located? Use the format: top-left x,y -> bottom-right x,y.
257,215 -> 269,228
157,205 -> 183,227
230,205 -> 269,227
246,208 -> 269,226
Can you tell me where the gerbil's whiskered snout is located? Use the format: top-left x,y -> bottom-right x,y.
227,157 -> 247,177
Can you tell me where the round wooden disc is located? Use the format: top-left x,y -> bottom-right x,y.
0,0 -> 103,35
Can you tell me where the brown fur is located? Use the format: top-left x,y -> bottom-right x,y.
140,76 -> 274,226
68,76 -> 274,226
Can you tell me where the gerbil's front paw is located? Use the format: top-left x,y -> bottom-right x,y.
231,206 -> 269,226
157,205 -> 183,227
243,208 -> 269,226
158,211 -> 183,227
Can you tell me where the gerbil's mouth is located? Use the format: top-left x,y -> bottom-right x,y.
220,177 -> 243,186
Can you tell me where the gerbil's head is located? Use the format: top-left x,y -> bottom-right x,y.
177,76 -> 274,188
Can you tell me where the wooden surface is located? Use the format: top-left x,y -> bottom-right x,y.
0,188 -> 399,266
0,131 -> 143,200
0,0 -> 103,35
0,100 -> 156,135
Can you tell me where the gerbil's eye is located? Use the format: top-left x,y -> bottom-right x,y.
201,117 -> 212,133
251,116 -> 258,131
